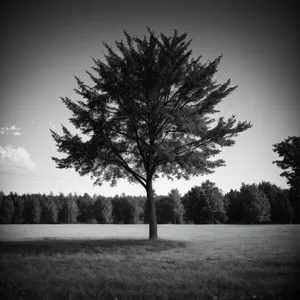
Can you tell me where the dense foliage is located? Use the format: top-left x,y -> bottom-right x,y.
93,196 -> 113,224
258,181 -> 294,223
239,184 -> 271,224
273,136 -> 300,223
76,193 -> 95,223
112,195 -> 142,224
224,189 -> 242,223
182,180 -> 225,224
23,194 -> 41,224
0,180 -> 295,224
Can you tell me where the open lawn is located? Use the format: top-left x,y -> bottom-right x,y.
0,224 -> 299,300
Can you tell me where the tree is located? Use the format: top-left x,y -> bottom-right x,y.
258,181 -> 294,223
112,195 -> 140,224
54,193 -> 66,223
130,195 -> 147,223
273,136 -> 300,188
0,190 -> 4,205
200,180 -> 225,224
183,181 -> 225,224
93,196 -> 112,224
289,187 -> 299,224
60,197 -> 79,223
240,184 -> 270,224
169,189 -> 184,224
124,196 -> 142,224
182,186 -> 207,224
7,192 -> 21,224
24,194 -> 41,224
0,194 -> 14,224
51,28 -> 252,239
12,194 -> 25,224
40,195 -> 58,224
225,189 -> 242,223
279,189 -> 294,224
273,136 -> 300,223
76,193 -> 95,223
153,191 -> 184,224
155,196 -> 174,223
0,191 -> 4,222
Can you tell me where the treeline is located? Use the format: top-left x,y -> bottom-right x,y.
0,180 -> 298,224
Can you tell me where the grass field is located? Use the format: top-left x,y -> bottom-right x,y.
0,224 -> 299,300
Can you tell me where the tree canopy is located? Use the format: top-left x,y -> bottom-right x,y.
182,180 -> 225,224
273,136 -> 300,223
273,136 -> 300,188
239,183 -> 270,224
51,28 -> 252,239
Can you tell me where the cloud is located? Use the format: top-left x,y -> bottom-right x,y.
0,145 -> 38,172
48,121 -> 56,128
0,125 -> 21,135
31,121 -> 35,124
10,125 -> 20,131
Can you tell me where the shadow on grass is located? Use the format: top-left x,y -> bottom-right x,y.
0,238 -> 188,255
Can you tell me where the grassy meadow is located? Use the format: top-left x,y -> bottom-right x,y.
0,224 -> 299,300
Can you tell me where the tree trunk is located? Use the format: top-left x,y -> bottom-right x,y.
146,180 -> 157,240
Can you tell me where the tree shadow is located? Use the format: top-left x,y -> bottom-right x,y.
0,238 -> 188,255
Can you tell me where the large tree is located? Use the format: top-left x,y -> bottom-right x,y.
273,136 -> 300,222
51,29 -> 251,239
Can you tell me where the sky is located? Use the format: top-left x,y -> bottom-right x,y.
0,0 -> 299,197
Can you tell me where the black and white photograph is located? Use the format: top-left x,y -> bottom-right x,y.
0,0 -> 299,299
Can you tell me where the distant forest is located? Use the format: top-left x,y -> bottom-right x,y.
0,180 -> 297,225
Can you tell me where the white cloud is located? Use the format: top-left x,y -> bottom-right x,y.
48,121 -> 56,128
31,121 -> 35,124
10,125 -> 20,131
0,125 -> 21,135
0,145 -> 38,172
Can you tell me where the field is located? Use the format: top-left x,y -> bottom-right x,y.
0,225 -> 299,300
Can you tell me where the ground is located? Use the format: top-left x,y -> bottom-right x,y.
0,224 -> 299,299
